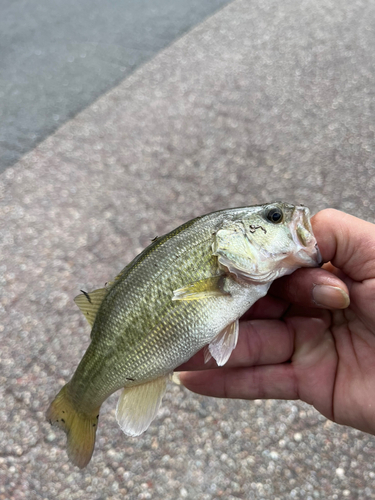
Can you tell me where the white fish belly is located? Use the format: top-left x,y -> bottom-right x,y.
125,280 -> 271,383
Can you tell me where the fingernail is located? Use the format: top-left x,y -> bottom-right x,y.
313,285 -> 350,309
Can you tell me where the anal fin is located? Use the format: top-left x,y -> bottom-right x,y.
172,275 -> 230,301
116,375 -> 168,437
204,319 -> 239,366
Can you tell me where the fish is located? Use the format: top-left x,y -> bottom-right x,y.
46,202 -> 321,468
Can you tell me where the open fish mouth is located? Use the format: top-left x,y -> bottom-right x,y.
291,206 -> 322,267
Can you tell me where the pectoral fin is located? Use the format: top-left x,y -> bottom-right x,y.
172,276 -> 230,301
74,287 -> 107,329
116,376 -> 168,437
204,319 -> 239,366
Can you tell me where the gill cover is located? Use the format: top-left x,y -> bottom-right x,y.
212,220 -> 278,283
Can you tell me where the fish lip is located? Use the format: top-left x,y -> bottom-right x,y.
291,206 -> 321,267
316,243 -> 323,267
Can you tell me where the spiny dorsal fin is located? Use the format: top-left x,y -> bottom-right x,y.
104,262 -> 133,289
172,275 -> 230,301
74,287 -> 107,328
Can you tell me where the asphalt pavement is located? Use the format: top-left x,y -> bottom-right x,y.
2,0 -> 375,498
0,0 -> 230,170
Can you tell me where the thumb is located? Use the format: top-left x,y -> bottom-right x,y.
312,209 -> 375,282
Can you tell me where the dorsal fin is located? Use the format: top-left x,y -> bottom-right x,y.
74,287 -> 107,328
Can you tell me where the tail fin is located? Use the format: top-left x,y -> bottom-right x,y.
46,384 -> 100,469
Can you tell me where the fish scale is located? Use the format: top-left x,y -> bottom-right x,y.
46,202 -> 321,468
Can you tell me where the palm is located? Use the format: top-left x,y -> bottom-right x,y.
317,264 -> 375,433
284,301 -> 375,434
329,307 -> 375,434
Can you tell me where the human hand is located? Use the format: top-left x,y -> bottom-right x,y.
178,209 -> 375,435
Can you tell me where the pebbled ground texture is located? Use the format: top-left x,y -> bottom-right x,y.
1,0 -> 375,499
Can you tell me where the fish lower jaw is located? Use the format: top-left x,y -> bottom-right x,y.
293,248 -> 321,268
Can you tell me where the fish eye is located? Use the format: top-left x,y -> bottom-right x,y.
266,207 -> 283,224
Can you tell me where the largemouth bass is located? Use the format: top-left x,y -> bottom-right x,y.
47,202 -> 321,468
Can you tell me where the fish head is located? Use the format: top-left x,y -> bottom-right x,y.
213,202 -> 321,284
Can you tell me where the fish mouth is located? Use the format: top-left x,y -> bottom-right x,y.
315,243 -> 323,266
291,206 -> 321,267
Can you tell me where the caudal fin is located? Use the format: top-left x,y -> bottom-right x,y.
46,384 -> 100,469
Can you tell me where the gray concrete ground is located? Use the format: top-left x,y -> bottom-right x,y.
0,0 -> 230,170
2,0 -> 375,498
